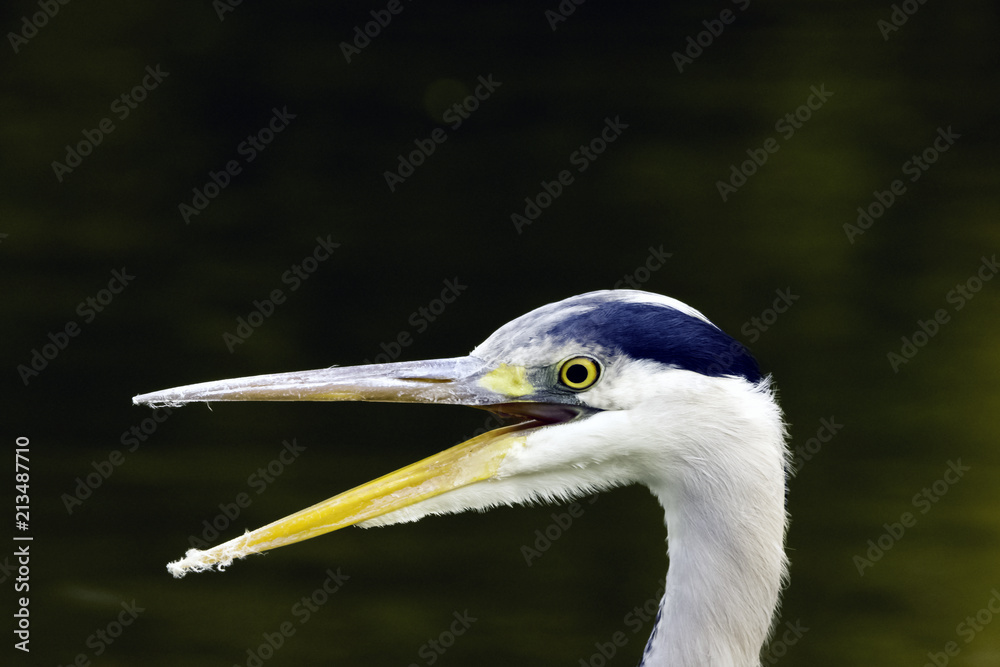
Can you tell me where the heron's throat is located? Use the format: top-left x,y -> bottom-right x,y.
644,428 -> 788,665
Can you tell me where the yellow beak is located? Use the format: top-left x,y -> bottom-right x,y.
133,357 -> 552,577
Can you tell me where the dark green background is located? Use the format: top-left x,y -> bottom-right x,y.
4,1 -> 999,665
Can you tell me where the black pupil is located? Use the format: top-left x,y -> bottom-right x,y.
565,363 -> 590,385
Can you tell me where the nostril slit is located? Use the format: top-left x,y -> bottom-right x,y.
399,377 -> 453,383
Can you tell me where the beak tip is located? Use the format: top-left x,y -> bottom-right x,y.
133,390 -> 188,408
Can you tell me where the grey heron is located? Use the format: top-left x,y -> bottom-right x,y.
134,289 -> 789,666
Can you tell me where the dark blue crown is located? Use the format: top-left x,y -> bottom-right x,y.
544,300 -> 762,384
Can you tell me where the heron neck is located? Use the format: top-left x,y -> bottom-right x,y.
642,440 -> 787,666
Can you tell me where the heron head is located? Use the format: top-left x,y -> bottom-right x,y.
134,289 -> 767,576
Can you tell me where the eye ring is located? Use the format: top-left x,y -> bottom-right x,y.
558,356 -> 602,391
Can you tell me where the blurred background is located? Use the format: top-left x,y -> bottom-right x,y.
3,1 -> 999,665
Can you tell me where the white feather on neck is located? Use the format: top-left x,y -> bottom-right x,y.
637,374 -> 788,667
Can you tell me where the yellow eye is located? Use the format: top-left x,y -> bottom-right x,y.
558,356 -> 601,391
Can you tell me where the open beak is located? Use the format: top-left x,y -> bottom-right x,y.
133,357 -> 584,577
